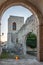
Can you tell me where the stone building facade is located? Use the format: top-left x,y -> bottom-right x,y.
18,15 -> 38,43
17,15 -> 38,54
7,16 -> 24,49
7,15 -> 38,55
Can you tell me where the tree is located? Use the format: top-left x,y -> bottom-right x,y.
26,32 -> 37,49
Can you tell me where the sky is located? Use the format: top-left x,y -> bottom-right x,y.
1,6 -> 32,42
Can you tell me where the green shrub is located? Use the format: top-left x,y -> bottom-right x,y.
26,32 -> 37,49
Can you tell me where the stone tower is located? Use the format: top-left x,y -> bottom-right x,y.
7,16 -> 24,49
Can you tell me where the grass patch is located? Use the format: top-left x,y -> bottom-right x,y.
0,52 -> 9,59
0,51 -> 25,59
0,51 -> 16,59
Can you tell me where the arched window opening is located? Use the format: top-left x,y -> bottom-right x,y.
13,22 -> 16,30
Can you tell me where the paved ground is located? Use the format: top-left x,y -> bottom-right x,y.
0,54 -> 43,65
0,59 -> 43,65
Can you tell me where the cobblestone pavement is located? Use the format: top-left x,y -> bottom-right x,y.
0,59 -> 43,65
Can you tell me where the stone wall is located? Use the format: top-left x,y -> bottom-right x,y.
8,16 -> 24,33
17,15 -> 38,54
7,16 -> 24,48
18,15 -> 38,43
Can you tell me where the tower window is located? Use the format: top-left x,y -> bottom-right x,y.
13,22 -> 16,30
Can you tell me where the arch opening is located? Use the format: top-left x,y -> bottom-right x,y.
0,0 -> 41,61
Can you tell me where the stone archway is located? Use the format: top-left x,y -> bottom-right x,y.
0,0 -> 43,61
25,32 -> 37,55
